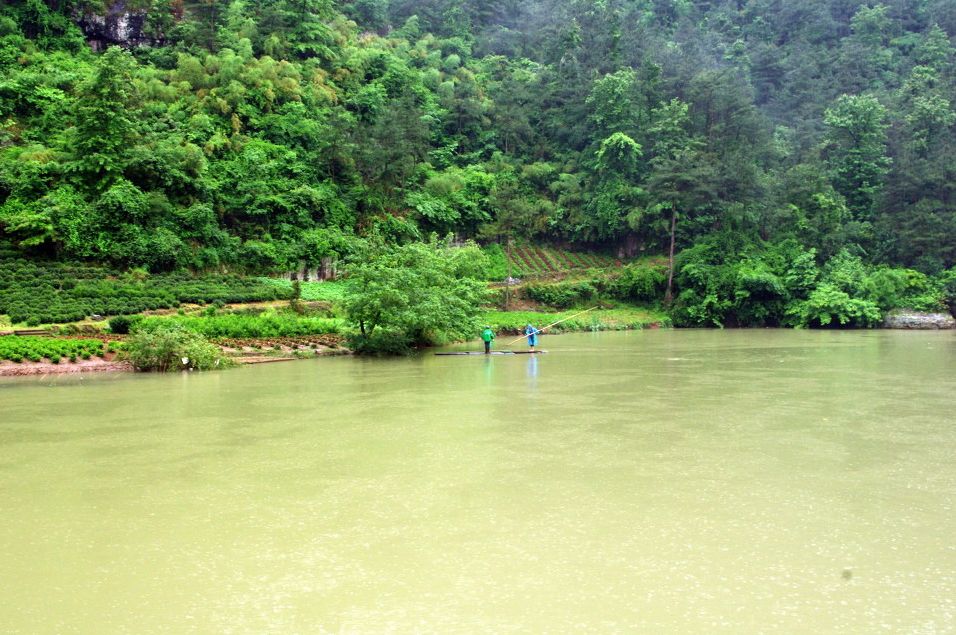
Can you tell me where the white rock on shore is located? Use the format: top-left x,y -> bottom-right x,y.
883,310 -> 956,329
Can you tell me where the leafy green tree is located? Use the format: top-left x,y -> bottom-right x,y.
586,69 -> 639,139
585,132 -> 643,242
823,94 -> 891,225
344,238 -> 487,353
67,47 -> 137,189
635,99 -> 718,303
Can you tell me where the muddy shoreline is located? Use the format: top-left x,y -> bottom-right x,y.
0,345 -> 351,377
0,358 -> 133,377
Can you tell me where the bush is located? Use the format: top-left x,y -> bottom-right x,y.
125,324 -> 232,372
524,280 -> 598,308
863,267 -> 942,311
348,330 -> 416,355
787,284 -> 882,328
481,243 -> 510,281
610,264 -> 667,302
139,312 -> 341,339
344,239 -> 487,353
940,269 -> 956,316
108,315 -> 143,334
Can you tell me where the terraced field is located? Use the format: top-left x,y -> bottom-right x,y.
509,245 -> 617,277
0,335 -> 111,363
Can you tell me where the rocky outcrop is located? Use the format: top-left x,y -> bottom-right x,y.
883,310 -> 955,330
76,2 -> 155,50
284,258 -> 338,282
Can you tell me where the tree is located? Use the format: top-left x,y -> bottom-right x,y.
480,175 -> 549,307
634,100 -> 718,303
823,94 -> 891,225
67,46 -> 136,189
586,69 -> 639,139
344,238 -> 488,353
585,132 -> 643,242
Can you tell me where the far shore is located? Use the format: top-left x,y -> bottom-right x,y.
5,322 -> 953,378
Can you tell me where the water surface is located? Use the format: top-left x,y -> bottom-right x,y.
1,330 -> 954,632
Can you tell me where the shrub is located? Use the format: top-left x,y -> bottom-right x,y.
940,269 -> 956,316
787,284 -> 882,328
481,243 -> 510,281
139,312 -> 341,339
525,280 -> 598,308
348,329 -> 414,355
344,239 -> 487,353
863,267 -> 942,311
108,315 -> 143,334
610,264 -> 667,302
125,324 -> 232,372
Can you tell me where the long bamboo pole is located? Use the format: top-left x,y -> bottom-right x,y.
504,306 -> 600,346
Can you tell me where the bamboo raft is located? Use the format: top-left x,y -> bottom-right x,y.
434,351 -> 547,356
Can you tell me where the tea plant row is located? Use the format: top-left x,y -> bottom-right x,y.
0,259 -> 291,325
0,336 -> 114,363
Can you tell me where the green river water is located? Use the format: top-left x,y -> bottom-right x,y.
1,330 -> 954,633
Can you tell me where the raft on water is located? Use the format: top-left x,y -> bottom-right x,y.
434,351 -> 548,356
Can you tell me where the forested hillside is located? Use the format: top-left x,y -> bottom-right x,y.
1,0 -> 955,327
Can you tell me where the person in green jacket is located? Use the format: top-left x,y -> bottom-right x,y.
481,326 -> 495,354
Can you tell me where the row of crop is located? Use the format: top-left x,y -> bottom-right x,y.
138,313 -> 344,339
257,278 -> 348,302
0,259 -> 291,325
511,246 -> 553,275
0,336 -> 115,363
506,246 -> 617,276
218,335 -> 342,349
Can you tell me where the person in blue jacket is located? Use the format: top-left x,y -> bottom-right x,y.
524,324 -> 540,352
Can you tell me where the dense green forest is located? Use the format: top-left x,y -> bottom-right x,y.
1,0 -> 955,330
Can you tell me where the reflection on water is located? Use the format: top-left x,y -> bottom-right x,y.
1,330 -> 954,632
528,355 -> 538,388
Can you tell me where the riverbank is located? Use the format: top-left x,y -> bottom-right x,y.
0,357 -> 132,377
0,333 -> 351,377
482,307 -> 671,334
7,303 -> 949,379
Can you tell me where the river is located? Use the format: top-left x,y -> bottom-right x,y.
1,330 -> 954,632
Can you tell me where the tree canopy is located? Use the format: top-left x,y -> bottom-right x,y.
0,0 -> 953,303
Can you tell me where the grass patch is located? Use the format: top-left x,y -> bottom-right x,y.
482,306 -> 670,334
139,311 -> 344,339
0,336 -> 104,362
257,278 -> 348,302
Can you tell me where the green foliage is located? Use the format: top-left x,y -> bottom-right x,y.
140,311 -> 341,339
863,266 -> 942,312
787,285 -> 882,328
671,241 -> 948,327
823,95 -> 891,223
480,243 -> 509,280
0,259 -> 288,325
481,308 -> 670,333
2,0 -> 956,326
107,314 -> 143,335
524,280 -> 597,309
0,335 -> 104,363
939,269 -> 956,316
125,322 -> 231,372
344,238 -> 487,353
610,263 -> 668,303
